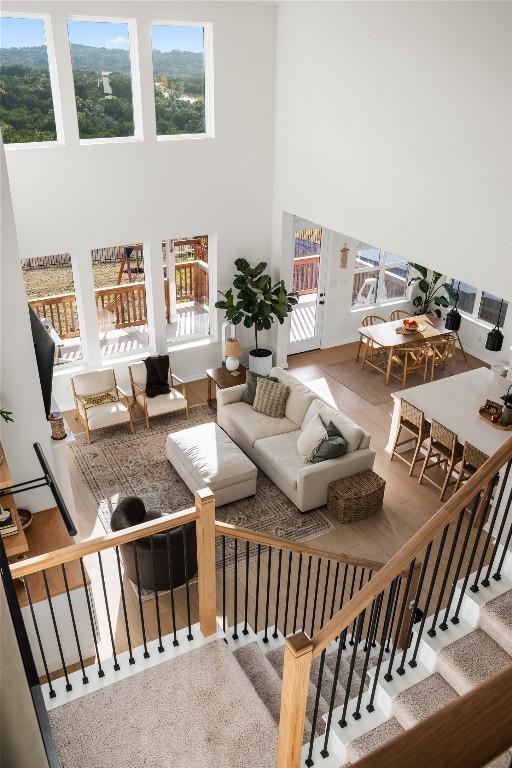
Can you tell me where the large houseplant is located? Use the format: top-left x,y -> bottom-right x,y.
408,263 -> 459,318
0,408 -> 14,465
215,258 -> 298,375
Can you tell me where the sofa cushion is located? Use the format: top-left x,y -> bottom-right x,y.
297,414 -> 327,463
254,431 -> 303,489
253,378 -> 290,418
86,400 -> 131,430
240,370 -> 277,405
302,399 -> 364,453
136,388 -> 186,417
270,367 -> 316,426
220,401 -> 297,445
311,421 -> 348,464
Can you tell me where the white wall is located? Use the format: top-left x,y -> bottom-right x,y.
4,1 -> 276,408
272,2 -> 512,303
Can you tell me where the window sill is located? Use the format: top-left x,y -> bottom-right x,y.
79,136 -> 142,146
350,298 -> 410,314
5,140 -> 64,151
459,311 -> 495,331
167,336 -> 218,354
157,133 -> 213,143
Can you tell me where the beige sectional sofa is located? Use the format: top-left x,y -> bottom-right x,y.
216,367 -> 375,513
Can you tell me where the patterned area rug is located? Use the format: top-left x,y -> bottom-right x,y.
69,405 -> 333,568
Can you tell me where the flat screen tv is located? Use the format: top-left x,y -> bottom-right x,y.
28,304 -> 54,418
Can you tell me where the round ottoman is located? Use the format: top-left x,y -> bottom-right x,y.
327,470 -> 385,524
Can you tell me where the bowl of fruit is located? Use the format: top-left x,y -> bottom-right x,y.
397,317 -> 425,334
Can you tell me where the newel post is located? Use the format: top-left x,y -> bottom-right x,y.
195,488 -> 217,637
276,632 -> 313,768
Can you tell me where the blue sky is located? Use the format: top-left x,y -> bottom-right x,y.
152,25 -> 203,53
0,17 -> 47,48
67,20 -> 131,50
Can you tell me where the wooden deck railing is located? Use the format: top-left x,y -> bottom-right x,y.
293,255 -> 320,295
30,292 -> 80,339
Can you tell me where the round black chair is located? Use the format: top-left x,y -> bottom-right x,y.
111,496 -> 197,591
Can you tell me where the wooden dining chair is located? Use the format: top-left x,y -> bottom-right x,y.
357,314 -> 386,364
418,419 -> 463,501
425,334 -> 457,381
390,399 -> 430,476
389,309 -> 410,322
390,342 -> 430,386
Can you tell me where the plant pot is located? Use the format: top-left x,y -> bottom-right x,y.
249,348 -> 273,376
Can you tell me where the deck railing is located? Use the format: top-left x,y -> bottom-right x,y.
30,292 -> 80,339
293,256 -> 320,296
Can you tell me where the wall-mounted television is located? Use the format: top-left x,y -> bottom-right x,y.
28,304 -> 54,418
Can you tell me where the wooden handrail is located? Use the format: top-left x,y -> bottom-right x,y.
311,435 -> 512,657
9,506 -> 198,579
355,666 -> 512,768
215,521 -> 385,571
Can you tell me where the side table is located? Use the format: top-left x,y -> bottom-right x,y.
205,364 -> 247,410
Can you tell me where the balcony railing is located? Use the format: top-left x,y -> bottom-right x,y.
293,256 -> 320,296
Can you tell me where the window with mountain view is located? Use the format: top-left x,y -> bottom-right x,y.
0,16 -> 58,144
151,24 -> 206,136
67,19 -> 135,140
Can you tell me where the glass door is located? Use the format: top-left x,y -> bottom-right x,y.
288,221 -> 327,354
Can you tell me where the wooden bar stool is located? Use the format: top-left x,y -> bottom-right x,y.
390,399 -> 430,476
418,419 -> 463,501
453,442 -> 490,526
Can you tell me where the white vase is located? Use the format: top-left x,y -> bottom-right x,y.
249,349 -> 273,376
225,356 -> 239,372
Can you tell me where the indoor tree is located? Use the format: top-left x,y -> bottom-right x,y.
408,263 -> 459,317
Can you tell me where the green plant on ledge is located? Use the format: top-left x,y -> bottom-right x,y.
0,409 -> 14,424
408,263 -> 459,318
215,258 -> 298,352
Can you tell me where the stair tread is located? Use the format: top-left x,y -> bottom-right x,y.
233,643 -> 284,725
393,673 -> 458,728
437,629 -> 512,695
480,589 -> 512,656
324,647 -> 363,701
346,717 -> 404,761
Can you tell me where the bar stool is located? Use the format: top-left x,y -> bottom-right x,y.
418,420 -> 463,501
390,399 -> 430,476
453,442 -> 490,526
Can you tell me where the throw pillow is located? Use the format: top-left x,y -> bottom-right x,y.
83,390 -> 117,407
241,370 -> 277,405
311,421 -> 348,463
297,414 -> 328,463
253,377 -> 290,418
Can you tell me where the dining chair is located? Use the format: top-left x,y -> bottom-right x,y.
390,399 -> 430,476
425,334 -> 457,381
72,368 -> 133,443
390,342 -> 430,386
389,309 -> 410,322
357,314 -> 386,364
418,419 -> 463,501
129,357 -> 188,429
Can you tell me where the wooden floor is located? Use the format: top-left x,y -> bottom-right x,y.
49,342 -> 492,680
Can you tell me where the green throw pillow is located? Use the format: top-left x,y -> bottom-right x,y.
311,421 -> 348,464
241,370 -> 277,405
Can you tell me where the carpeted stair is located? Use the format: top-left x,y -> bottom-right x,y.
479,589 -> 512,656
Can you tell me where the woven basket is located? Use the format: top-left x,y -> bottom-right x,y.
327,470 -> 385,524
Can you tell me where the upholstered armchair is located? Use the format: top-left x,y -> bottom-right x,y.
128,360 -> 188,429
111,497 -> 197,591
71,368 -> 133,443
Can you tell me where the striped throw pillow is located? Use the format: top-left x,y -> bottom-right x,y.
253,378 -> 290,419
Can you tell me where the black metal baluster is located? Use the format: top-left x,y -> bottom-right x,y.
165,533 -> 179,647
149,538 -> 164,653
254,543 -> 261,634
283,550 -> 293,638
396,543 -> 432,674
97,551 -> 120,670
363,570 -> 374,652
115,546 -> 135,663
272,548 -> 283,639
367,581 -> 399,712
22,577 -> 56,697
42,570 -> 72,691
292,552 -> 303,634
428,510 -> 465,637
79,558 -> 104,677
222,535 -> 226,633
321,631 -> 344,757
438,497 -> 481,630
309,558 -> 322,636
319,559 -> 331,628
263,547 -> 273,643
243,540 -> 250,635
182,527 -> 193,641
493,516 -> 512,581
451,481 -> 497,624
353,594 -> 382,719
61,563 -> 88,684
305,648 -> 326,767
233,538 -> 239,640
472,466 -> 510,591
384,560 -> 416,681
329,562 -> 340,620
385,576 -> 402,652
339,564 -> 352,648
302,555 -> 313,632
339,611 -> 365,727
133,542 -> 150,659
349,568 -> 365,645
481,462 -> 512,586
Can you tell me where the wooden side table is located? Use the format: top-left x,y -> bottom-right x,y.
206,364 -> 247,410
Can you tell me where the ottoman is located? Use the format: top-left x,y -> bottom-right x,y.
166,422 -> 257,506
327,470 -> 385,523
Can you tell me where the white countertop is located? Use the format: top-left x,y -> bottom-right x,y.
392,367 -> 511,456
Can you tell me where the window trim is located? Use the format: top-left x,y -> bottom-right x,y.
1,10 -> 65,148
351,247 -> 410,312
151,20 -> 214,141
66,14 -> 143,144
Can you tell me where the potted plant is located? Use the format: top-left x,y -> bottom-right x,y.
0,408 -> 14,465
408,263 -> 459,318
215,258 -> 298,375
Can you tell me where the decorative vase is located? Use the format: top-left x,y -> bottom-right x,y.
49,412 -> 66,441
224,338 -> 241,373
249,348 -> 273,376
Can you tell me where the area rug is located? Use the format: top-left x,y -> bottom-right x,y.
69,405 -> 333,569
322,355 -> 482,407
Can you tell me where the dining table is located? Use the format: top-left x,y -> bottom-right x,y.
359,313 -> 452,385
